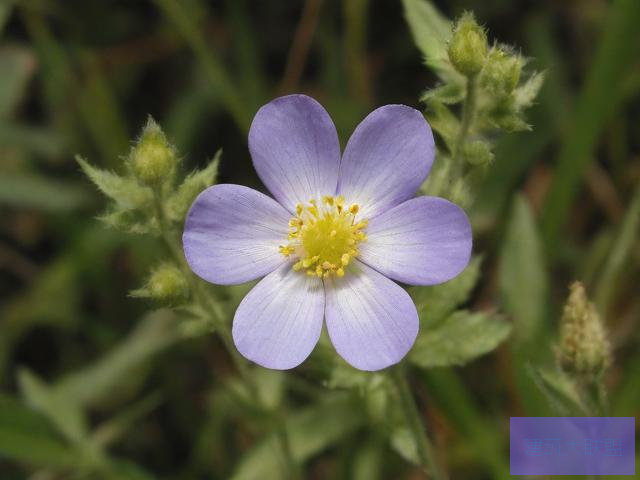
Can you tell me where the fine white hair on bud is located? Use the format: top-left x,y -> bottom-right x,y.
448,12 -> 488,77
130,117 -> 177,187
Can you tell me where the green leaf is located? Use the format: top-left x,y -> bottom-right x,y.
410,256 -> 482,328
54,311 -> 180,409
527,366 -> 588,416
167,150 -> 221,222
0,172 -> 91,212
18,369 -> 89,445
514,71 -> 545,109
0,394 -> 78,468
77,156 -> 152,210
230,393 -> 365,480
0,46 -> 35,119
421,82 -> 466,105
424,100 -> 460,152
390,427 -> 420,465
402,0 -> 461,82
499,195 -> 548,345
99,209 -> 158,235
410,310 -> 511,368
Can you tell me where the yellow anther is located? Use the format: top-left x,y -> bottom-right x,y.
279,245 -> 295,256
278,195 -> 368,279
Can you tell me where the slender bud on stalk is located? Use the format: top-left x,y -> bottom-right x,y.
130,118 -> 177,186
448,12 -> 488,77
557,282 -> 611,377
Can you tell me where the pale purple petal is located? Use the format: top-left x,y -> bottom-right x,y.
359,196 -> 472,286
232,263 -> 324,369
337,105 -> 435,219
249,94 -> 341,213
183,184 -> 290,285
324,260 -> 419,371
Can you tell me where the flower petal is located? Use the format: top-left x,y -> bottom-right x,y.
183,184 -> 290,285
324,260 -> 419,371
359,196 -> 472,286
337,104 -> 435,219
249,94 -> 341,213
232,263 -> 324,369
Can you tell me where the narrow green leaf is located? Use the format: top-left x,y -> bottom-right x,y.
54,311 -> 180,409
390,427 -> 420,465
541,0 -> 640,246
499,195 -> 548,345
167,150 -> 221,222
527,366 -> 589,416
410,310 -> 511,368
0,395 -> 78,468
0,46 -> 35,119
514,71 -> 545,109
18,369 -> 89,445
77,156 -> 152,210
0,172 -> 91,212
424,100 -> 460,152
402,0 -> 461,82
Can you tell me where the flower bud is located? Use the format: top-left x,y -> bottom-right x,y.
130,118 -> 177,186
482,47 -> 522,96
461,140 -> 494,166
448,13 -> 488,77
557,282 -> 611,377
132,264 -> 189,305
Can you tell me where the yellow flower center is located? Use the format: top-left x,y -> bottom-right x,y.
279,195 -> 368,278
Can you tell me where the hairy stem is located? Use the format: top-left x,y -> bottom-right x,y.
151,187 -> 300,478
453,74 -> 479,167
390,366 -> 445,479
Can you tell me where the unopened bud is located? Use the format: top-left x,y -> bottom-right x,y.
557,282 -> 611,377
448,13 -> 488,77
482,47 -> 522,96
132,264 -> 189,305
130,118 -> 177,186
461,140 -> 494,166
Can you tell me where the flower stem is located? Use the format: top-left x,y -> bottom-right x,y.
151,187 -> 300,479
390,365 -> 445,479
453,74 -> 478,167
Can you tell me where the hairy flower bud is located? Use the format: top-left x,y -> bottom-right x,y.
132,264 -> 189,305
557,282 -> 611,377
448,13 -> 488,77
461,140 -> 494,166
130,118 -> 177,186
482,47 -> 523,96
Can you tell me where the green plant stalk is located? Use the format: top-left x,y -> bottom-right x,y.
151,187 -> 300,479
453,74 -> 478,168
390,365 -> 445,480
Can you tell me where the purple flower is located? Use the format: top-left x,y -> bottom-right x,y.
183,95 -> 472,371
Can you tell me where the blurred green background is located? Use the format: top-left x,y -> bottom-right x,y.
1,0 -> 639,478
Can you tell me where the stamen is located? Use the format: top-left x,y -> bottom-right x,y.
278,196 -> 368,279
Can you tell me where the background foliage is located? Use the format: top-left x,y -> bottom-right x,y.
1,0 -> 639,478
